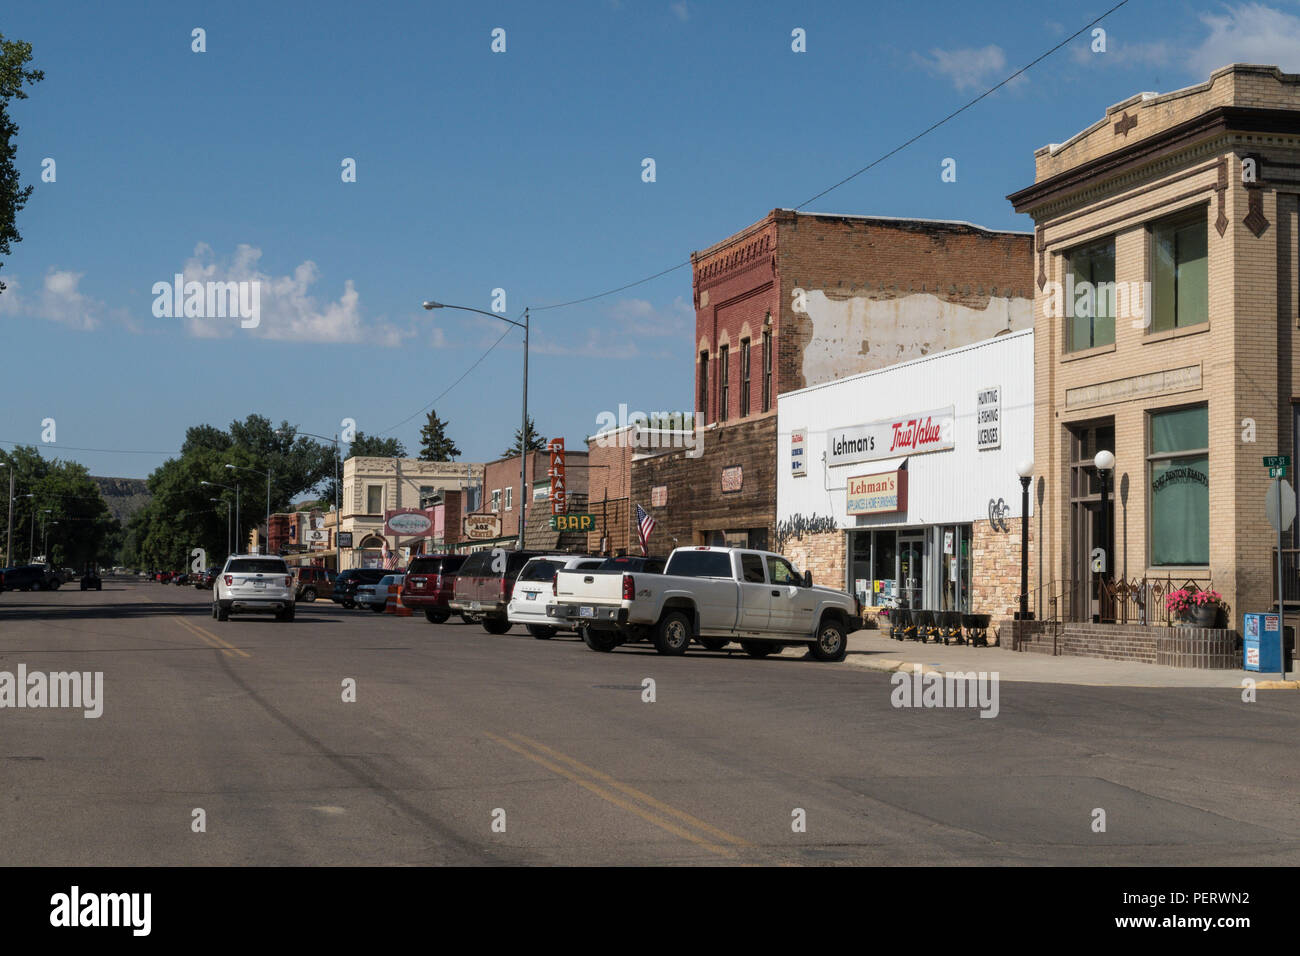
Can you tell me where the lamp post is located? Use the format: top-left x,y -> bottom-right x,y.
1016,459 -> 1033,621
1094,449 -> 1115,623
210,497 -> 232,558
3,466 -> 12,568
285,429 -> 342,574
37,509 -> 52,564
201,480 -> 239,554
45,520 -> 59,567
423,300 -> 530,550
227,463 -> 271,554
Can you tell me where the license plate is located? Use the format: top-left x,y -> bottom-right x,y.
526,592 -> 537,601
253,581 -> 266,589
580,606 -> 594,618
470,601 -> 481,611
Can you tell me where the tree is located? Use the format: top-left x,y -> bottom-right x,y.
418,409 -> 460,462
500,415 -> 546,459
346,432 -> 407,459
0,445 -> 115,568
0,35 -> 43,295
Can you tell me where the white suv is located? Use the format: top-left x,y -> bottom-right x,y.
507,554 -> 604,639
213,555 -> 296,622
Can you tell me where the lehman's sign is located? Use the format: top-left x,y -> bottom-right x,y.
846,469 -> 908,516
828,407 -> 954,467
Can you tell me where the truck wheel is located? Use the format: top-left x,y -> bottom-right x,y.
808,618 -> 848,662
370,602 -> 386,613
581,626 -> 617,652
482,617 -> 511,635
458,612 -> 473,625
424,608 -> 450,624
528,624 -> 557,640
698,638 -> 729,651
653,612 -> 692,655
741,641 -> 776,658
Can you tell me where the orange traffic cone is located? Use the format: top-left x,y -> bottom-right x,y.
383,583 -> 398,614
394,584 -> 413,617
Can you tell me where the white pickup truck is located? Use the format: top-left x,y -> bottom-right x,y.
548,546 -> 861,661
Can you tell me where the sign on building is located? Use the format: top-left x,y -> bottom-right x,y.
791,428 -> 807,477
846,469 -> 908,516
827,407 -> 955,467
651,485 -> 667,508
721,465 -> 743,493
548,438 -> 566,514
337,531 -> 353,548
384,509 -> 434,537
463,513 -> 502,540
976,386 -> 1001,450
550,513 -> 595,532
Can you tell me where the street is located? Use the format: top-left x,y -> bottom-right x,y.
2,579 -> 1298,867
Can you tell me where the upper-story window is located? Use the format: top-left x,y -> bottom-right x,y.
699,352 -> 709,424
504,487 -> 513,511
366,485 -> 384,514
762,328 -> 773,412
1066,238 -> 1116,351
719,345 -> 730,423
490,489 -> 501,512
1150,208 -> 1208,332
740,339 -> 751,418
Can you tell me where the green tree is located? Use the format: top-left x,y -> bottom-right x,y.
500,415 -> 546,459
0,35 -> 43,295
346,432 -> 407,459
418,409 -> 460,462
0,445 -> 115,568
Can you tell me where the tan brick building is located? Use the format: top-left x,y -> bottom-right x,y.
1008,64 -> 1300,629
632,208 -> 1035,558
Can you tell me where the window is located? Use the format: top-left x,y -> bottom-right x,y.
366,485 -> 383,514
740,338 -> 751,417
1151,209 -> 1208,332
665,550 -> 732,578
766,555 -> 799,585
1148,405 -> 1209,566
740,553 -> 765,583
490,489 -> 501,512
532,482 -> 548,501
505,487 -> 513,510
762,329 -> 772,412
719,345 -> 730,422
699,352 -> 709,423
1066,238 -> 1116,351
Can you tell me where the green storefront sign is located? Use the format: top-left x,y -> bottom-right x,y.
549,514 -> 595,532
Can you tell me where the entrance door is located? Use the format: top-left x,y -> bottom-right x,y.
898,534 -> 925,610
1068,420 -> 1115,622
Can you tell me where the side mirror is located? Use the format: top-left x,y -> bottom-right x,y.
802,570 -> 812,589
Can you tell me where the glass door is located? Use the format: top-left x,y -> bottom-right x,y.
898,533 -> 925,610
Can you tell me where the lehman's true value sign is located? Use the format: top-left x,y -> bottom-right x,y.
827,407 -> 955,467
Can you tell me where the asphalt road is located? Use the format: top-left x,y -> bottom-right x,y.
1,578 -> 1298,866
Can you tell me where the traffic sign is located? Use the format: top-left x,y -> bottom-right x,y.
1265,478 -> 1296,531
1264,455 -> 1291,467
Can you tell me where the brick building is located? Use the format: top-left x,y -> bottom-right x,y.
585,426 -> 634,554
478,448 -> 588,547
631,208 -> 1035,556
1007,63 -> 1300,638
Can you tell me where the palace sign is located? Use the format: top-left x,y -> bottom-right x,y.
846,469 -> 908,516
548,438 -> 566,514
827,407 -> 954,467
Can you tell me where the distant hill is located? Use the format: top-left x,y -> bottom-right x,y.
92,476 -> 151,523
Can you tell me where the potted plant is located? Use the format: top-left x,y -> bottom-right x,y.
1165,588 -> 1223,627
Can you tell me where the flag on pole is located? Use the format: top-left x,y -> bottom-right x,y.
382,540 -> 396,570
635,504 -> 655,556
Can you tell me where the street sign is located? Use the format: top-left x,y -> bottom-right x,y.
549,513 -> 595,533
1271,466 -> 1287,477
1265,478 -> 1296,531
1264,455 -> 1291,467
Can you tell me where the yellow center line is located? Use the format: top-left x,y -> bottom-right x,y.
508,732 -> 754,848
172,616 -> 251,659
484,731 -> 737,859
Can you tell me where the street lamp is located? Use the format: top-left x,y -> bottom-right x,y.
422,299 -> 530,550
282,428 -> 342,574
36,509 -> 52,564
210,497 -> 232,557
227,463 -> 271,554
1016,459 -> 1033,621
1094,449 -> 1115,623
201,480 -> 240,554
45,520 -> 59,567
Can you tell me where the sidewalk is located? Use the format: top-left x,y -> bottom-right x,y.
825,630 -> 1300,689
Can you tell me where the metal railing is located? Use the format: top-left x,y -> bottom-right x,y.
1018,575 -> 1218,626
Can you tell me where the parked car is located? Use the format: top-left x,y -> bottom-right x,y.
507,555 -> 605,639
80,569 -> 103,591
332,568 -> 388,609
155,570 -> 173,583
173,572 -> 191,585
356,573 -> 404,613
401,554 -> 469,623
292,566 -> 336,602
193,568 -> 218,590
450,549 -> 547,634
0,565 -> 60,591
551,546 -> 861,661
212,555 -> 295,622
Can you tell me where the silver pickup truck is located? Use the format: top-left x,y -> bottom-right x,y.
549,546 -> 861,661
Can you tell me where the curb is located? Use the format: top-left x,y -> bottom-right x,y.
1252,679 -> 1300,690
844,656 -> 942,676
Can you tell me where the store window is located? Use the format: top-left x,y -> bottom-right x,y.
1148,405 -> 1209,566
1150,208 -> 1208,332
1066,238 -> 1116,351
939,525 -> 972,612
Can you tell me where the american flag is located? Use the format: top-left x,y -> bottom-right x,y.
382,541 -> 396,570
635,504 -> 655,556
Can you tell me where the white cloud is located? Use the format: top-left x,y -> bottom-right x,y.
1188,3 -> 1300,76
0,269 -> 103,330
530,296 -> 691,359
670,2 -> 689,22
173,243 -> 410,346
913,45 -> 1013,92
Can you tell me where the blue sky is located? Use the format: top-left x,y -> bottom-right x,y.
2,0 -> 1297,480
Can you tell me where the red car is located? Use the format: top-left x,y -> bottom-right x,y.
401,554 -> 468,623
156,571 -> 173,583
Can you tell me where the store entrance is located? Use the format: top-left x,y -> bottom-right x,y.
898,533 -> 925,610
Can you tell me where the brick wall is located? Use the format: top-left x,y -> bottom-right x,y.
970,518 -> 1031,620
1016,620 -> 1241,668
780,529 -> 845,593
483,450 -> 589,540
585,430 -> 633,553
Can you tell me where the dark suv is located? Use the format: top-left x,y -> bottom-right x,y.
449,549 -> 545,634
332,568 -> 388,609
402,554 -> 468,623
293,566 -> 336,602
0,565 -> 58,592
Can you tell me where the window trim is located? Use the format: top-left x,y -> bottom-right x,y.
490,489 -> 502,512
699,351 -> 710,424
1147,204 -> 1210,336
1063,235 -> 1117,354
719,344 -> 730,423
1145,402 -> 1210,569
504,486 -> 513,511
739,338 -> 751,418
366,484 -> 384,515
762,328 -> 772,413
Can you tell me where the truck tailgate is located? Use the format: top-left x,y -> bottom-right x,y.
554,569 -> 625,604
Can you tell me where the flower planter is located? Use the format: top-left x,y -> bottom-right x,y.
1179,605 -> 1219,628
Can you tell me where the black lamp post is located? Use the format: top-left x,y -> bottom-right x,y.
1016,459 -> 1033,620
1094,450 -> 1115,623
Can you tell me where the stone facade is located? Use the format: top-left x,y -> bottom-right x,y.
779,529 -> 844,595
969,518 -> 1031,620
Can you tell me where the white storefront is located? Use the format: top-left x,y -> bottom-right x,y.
777,330 -> 1034,615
